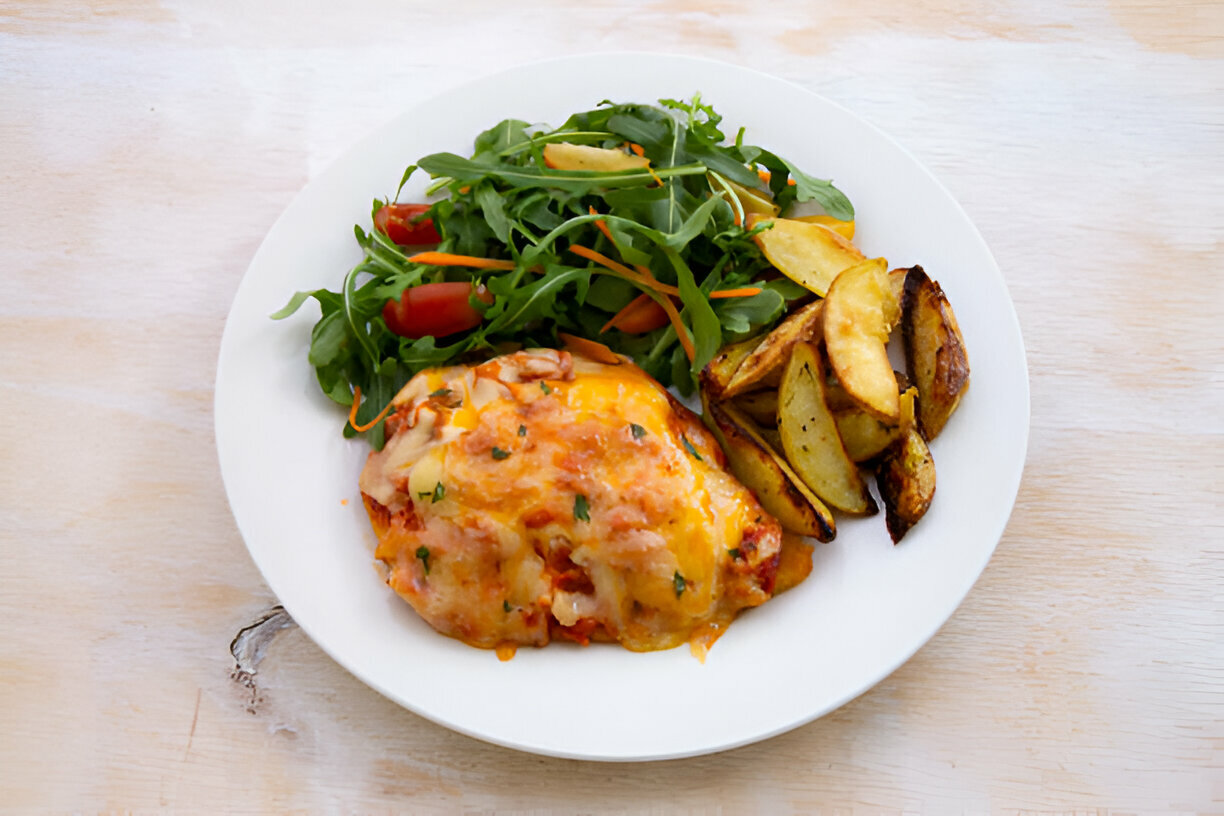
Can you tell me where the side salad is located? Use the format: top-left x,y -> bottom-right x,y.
274,96 -> 854,449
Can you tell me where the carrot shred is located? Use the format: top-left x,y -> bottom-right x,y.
709,287 -> 762,298
657,295 -> 695,362
755,169 -> 796,187
558,332 -> 623,364
348,386 -> 393,432
588,206 -> 615,244
568,246 -> 681,296
600,293 -> 667,334
407,252 -> 516,270
628,143 -> 646,157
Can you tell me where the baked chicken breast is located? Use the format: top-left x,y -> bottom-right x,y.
359,348 -> 784,653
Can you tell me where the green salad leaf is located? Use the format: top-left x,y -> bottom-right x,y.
274,96 -> 854,448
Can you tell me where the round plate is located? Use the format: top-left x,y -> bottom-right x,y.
215,54 -> 1028,761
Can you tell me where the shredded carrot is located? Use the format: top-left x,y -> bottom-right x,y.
710,287 -> 762,298
600,293 -> 668,334
568,245 -> 681,296
756,169 -> 796,187
558,332 -> 623,364
407,252 -> 516,270
657,294 -> 695,362
629,143 -> 646,157
348,386 -> 393,432
588,206 -> 615,244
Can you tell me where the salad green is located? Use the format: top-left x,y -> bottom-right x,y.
274,95 -> 853,449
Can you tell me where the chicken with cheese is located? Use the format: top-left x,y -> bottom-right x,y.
359,348 -> 794,654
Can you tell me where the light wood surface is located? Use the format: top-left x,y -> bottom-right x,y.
2,1 -> 1221,811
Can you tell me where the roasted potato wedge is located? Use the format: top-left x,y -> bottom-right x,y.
875,426 -> 936,543
699,334 -> 761,399
823,258 -> 900,422
717,176 -> 780,218
834,385 -> 916,462
792,214 -> 855,241
779,341 -> 876,515
732,390 -> 779,427
889,267 -> 908,313
902,265 -> 970,440
746,215 -> 865,296
702,392 -> 836,541
723,299 -> 824,399
542,142 -> 650,172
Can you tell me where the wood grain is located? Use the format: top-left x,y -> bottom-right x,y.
1,0 -> 1221,811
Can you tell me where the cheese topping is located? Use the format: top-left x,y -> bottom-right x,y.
359,349 -> 783,653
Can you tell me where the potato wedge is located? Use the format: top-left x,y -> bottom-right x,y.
833,385 -> 916,462
723,299 -> 824,398
541,142 -> 650,172
889,267 -> 908,317
779,341 -> 876,515
823,258 -> 900,422
716,176 -> 780,218
702,392 -> 836,541
746,215 -> 865,296
791,214 -> 855,241
699,335 -> 761,399
875,427 -> 936,543
902,265 -> 970,440
731,390 -> 778,427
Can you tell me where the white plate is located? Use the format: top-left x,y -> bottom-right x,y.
215,54 -> 1028,761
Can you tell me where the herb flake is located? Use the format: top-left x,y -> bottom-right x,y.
416,546 -> 431,575
673,570 -> 687,598
630,423 -> 647,439
491,446 -> 510,460
681,435 -> 703,461
573,494 -> 590,522
431,481 -> 445,503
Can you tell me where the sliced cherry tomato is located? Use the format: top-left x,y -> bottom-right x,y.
603,293 -> 670,334
374,203 -> 442,246
382,282 -> 493,339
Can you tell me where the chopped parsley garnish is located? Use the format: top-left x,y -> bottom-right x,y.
503,600 -> 512,613
540,381 -> 553,395
517,424 -> 527,437
415,546 -> 431,575
681,435 -> 703,461
630,423 -> 647,439
429,388 -> 451,398
673,570 -> 687,598
573,494 -> 590,522
431,481 -> 445,503
728,548 -> 741,560
491,446 -> 511,460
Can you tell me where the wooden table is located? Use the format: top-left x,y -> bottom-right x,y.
3,2 -> 1220,810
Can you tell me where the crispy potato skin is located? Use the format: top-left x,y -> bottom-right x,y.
701,335 -> 761,400
902,265 -> 970,440
875,427 -> 936,543
702,390 -> 836,541
724,300 -> 824,399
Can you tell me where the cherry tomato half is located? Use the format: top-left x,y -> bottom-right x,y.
382,282 -> 493,339
374,203 -> 442,246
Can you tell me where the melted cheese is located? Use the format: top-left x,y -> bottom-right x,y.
359,349 -> 784,653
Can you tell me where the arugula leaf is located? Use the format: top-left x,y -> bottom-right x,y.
278,95 -> 855,447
